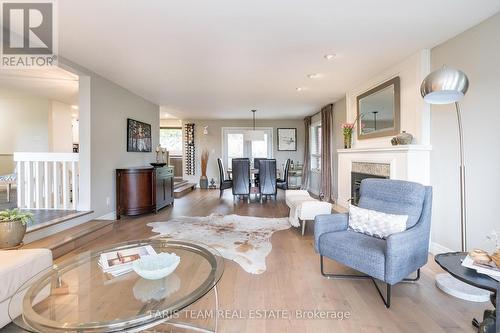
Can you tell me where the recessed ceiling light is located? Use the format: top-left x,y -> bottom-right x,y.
296,87 -> 306,92
324,54 -> 336,60
307,73 -> 322,79
71,105 -> 78,110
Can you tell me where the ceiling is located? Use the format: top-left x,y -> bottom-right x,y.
58,0 -> 500,119
0,67 -> 78,105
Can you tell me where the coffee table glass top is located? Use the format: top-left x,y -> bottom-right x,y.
9,239 -> 224,333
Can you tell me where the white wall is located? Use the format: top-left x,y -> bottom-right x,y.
90,75 -> 159,218
60,59 -> 160,218
160,118 -> 182,127
346,50 -> 431,148
49,101 -> 74,152
0,89 -> 51,174
430,12 -> 500,252
0,89 -> 51,155
180,119 -> 304,185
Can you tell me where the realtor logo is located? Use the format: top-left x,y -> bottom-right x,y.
1,0 -> 57,68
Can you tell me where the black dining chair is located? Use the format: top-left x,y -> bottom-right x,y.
217,158 -> 232,198
277,158 -> 291,190
258,159 -> 277,202
231,158 -> 251,202
253,157 -> 266,187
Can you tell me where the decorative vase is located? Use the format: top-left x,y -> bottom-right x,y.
391,131 -> 414,145
343,133 -> 352,149
396,131 -> 413,145
199,176 -> 208,189
0,220 -> 26,248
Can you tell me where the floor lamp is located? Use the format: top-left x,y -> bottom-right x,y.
420,66 -> 490,302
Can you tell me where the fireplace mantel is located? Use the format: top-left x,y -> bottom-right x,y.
336,145 -> 432,208
337,145 -> 432,154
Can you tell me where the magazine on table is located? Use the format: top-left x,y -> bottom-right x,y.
98,245 -> 157,277
461,255 -> 500,281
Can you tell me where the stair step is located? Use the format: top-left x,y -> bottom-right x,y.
174,183 -> 196,198
23,220 -> 114,259
174,180 -> 189,189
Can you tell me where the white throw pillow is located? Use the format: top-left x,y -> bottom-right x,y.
348,204 -> 408,239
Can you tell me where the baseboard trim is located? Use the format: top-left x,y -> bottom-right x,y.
96,211 -> 117,220
430,242 -> 454,255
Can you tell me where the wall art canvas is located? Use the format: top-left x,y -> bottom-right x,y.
277,128 -> 297,151
127,118 -> 152,152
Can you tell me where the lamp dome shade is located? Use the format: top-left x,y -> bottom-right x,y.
244,130 -> 265,141
420,67 -> 469,105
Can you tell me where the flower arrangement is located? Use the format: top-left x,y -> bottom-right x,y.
341,114 -> 362,149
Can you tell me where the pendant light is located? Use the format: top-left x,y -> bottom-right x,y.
244,110 -> 265,141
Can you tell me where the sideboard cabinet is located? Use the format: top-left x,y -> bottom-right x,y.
116,166 -> 174,219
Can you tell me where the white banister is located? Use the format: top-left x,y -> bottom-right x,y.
14,153 -> 80,210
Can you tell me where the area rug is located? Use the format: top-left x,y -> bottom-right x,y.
148,214 -> 290,274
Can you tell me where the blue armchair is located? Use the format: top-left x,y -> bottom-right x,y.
314,179 -> 432,308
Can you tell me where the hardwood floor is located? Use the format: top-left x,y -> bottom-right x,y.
18,189 -> 492,332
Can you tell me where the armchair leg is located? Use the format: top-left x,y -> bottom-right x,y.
402,269 -> 420,282
320,255 -> 371,280
319,256 -> 420,309
372,279 -> 391,308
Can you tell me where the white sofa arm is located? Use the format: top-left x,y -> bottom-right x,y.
0,249 -> 53,328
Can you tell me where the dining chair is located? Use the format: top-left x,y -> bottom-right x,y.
277,158 -> 291,190
253,157 -> 266,187
258,159 -> 277,202
231,158 -> 251,202
217,158 -> 232,198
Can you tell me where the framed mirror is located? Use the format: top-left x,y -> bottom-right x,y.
357,76 -> 400,139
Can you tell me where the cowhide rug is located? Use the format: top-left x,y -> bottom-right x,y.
148,214 -> 290,274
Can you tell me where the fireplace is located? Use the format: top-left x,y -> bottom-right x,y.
351,171 -> 389,205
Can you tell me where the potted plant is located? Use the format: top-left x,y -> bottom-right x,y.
0,209 -> 33,249
200,149 -> 209,189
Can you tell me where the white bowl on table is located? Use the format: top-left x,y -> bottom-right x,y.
133,252 -> 180,280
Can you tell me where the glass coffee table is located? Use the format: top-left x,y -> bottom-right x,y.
8,239 -> 224,333
435,252 -> 498,332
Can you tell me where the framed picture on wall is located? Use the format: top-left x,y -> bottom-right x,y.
127,118 -> 152,152
277,128 -> 297,151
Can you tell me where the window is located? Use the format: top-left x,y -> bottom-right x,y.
222,128 -> 273,166
310,123 -> 322,171
227,133 -> 244,166
159,127 -> 182,156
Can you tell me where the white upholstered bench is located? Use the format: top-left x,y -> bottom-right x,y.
285,190 -> 332,236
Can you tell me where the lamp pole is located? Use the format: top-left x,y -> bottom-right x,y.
421,66 -> 489,302
455,102 -> 467,251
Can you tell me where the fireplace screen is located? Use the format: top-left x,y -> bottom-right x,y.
351,172 -> 389,205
